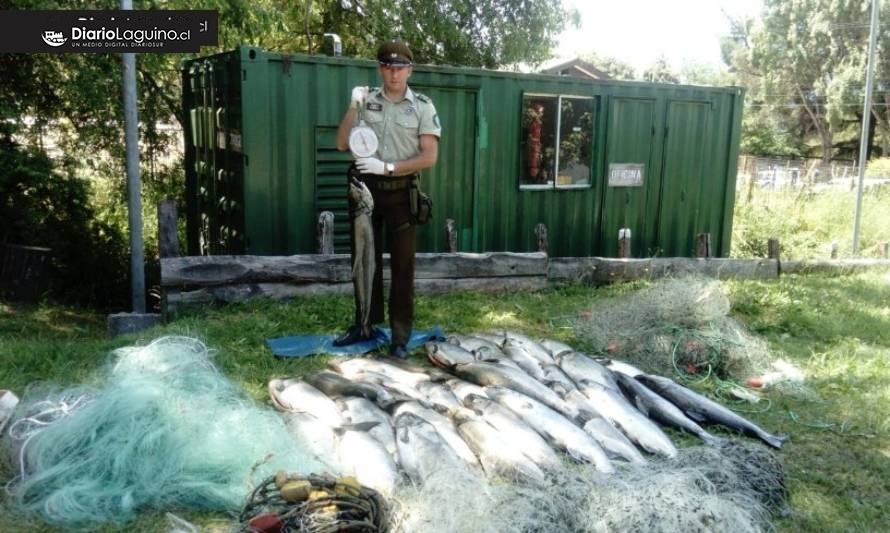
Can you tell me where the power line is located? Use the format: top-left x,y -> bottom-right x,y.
747,103 -> 890,108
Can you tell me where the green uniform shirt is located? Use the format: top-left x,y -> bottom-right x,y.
360,86 -> 441,163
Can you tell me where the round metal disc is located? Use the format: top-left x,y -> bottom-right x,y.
349,124 -> 378,158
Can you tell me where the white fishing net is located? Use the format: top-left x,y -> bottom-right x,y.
389,441 -> 783,533
573,277 -> 772,380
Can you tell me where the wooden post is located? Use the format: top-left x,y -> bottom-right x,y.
535,223 -> 548,254
768,238 -> 781,260
745,163 -> 756,203
445,218 -> 458,253
317,211 -> 334,255
879,241 -> 888,259
157,199 -> 179,258
618,228 -> 631,258
695,233 -> 712,258
830,241 -> 839,259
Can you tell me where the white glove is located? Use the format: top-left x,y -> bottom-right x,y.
356,157 -> 385,175
351,86 -> 369,110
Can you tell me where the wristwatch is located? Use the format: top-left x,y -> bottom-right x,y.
386,162 -> 395,176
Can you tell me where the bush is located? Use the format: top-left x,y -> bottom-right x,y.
0,132 -> 130,309
866,157 -> 890,179
731,186 -> 890,259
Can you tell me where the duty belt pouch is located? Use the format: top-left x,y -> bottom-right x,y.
409,178 -> 432,225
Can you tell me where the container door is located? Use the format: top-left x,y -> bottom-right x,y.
314,127 -> 355,253
184,56 -> 245,255
600,98 -> 659,257
412,86 -> 477,252
656,100 -> 712,256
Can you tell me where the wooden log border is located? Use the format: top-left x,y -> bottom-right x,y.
164,276 -> 550,314
780,258 -> 890,275
548,257 -> 780,283
161,252 -> 890,314
161,252 -> 548,288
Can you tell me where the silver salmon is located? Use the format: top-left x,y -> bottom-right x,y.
579,382 -> 678,458
486,386 -> 614,473
348,178 -> 375,338
451,361 -> 579,419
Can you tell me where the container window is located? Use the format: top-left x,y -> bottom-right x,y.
520,94 -> 595,190
556,97 -> 593,188
520,95 -> 558,187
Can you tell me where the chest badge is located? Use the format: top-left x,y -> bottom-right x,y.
365,102 -> 383,112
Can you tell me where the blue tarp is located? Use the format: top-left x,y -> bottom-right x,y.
267,326 -> 445,358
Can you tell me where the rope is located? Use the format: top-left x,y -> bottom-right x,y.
669,331 -> 714,385
238,474 -> 388,532
5,393 -> 93,494
786,410 -> 879,438
661,329 -> 779,415
713,382 -> 773,414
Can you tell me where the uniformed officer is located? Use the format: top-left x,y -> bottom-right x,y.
333,41 -> 441,358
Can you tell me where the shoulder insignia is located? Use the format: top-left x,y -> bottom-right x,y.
415,92 -> 431,103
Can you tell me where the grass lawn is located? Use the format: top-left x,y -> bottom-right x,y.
1,272 -> 888,532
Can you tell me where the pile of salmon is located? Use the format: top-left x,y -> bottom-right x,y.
269,331 -> 786,497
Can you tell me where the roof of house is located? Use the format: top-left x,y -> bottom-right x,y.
540,58 -> 611,80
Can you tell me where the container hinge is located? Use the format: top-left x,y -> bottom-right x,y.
281,54 -> 292,75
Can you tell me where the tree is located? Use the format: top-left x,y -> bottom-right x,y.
1,0 -> 576,306
304,0 -> 577,68
720,10 -> 806,157
0,121 -> 130,308
749,0 -> 874,164
579,52 -> 637,80
642,56 -> 680,84
677,61 -> 733,86
870,0 -> 890,155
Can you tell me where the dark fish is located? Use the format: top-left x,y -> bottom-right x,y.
636,374 -> 788,449
614,372 -> 723,446
304,370 -> 399,407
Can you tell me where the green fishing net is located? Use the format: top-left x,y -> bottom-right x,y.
5,336 -> 324,526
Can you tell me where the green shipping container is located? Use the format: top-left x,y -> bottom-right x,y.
182,46 -> 743,258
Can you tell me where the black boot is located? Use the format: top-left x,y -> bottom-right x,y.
333,325 -> 372,347
389,344 -> 409,359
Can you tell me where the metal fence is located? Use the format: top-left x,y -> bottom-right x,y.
0,243 -> 53,302
737,154 -> 858,190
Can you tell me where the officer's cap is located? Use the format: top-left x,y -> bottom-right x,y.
377,41 -> 413,66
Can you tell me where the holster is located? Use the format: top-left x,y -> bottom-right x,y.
409,178 -> 432,226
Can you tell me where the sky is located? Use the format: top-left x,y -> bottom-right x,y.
552,0 -> 763,74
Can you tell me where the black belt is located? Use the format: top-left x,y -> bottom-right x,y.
361,174 -> 417,191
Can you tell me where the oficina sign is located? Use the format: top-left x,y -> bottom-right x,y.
608,163 -> 645,187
